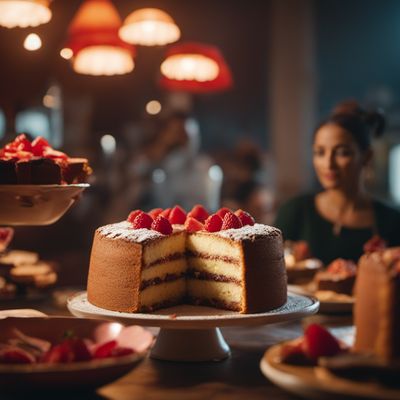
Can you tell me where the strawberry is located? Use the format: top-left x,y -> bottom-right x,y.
280,339 -> 314,366
93,340 -> 118,359
187,205 -> 209,223
151,215 -> 173,235
184,216 -> 204,232
148,208 -> 163,219
0,348 -> 35,364
216,207 -> 231,219
235,209 -> 255,226
31,136 -> 50,156
169,205 -> 187,224
204,214 -> 223,232
132,212 -> 153,229
8,134 -> 32,152
43,147 -> 68,160
110,347 -> 135,357
303,324 -> 341,361
221,211 -> 242,230
127,209 -> 142,223
41,338 -> 92,363
160,208 -> 171,219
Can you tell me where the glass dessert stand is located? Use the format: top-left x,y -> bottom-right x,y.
68,291 -> 319,362
0,184 -> 89,226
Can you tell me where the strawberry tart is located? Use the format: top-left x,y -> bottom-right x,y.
0,134 -> 91,184
87,205 -> 287,313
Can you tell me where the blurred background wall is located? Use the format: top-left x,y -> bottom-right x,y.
1,0 -> 399,286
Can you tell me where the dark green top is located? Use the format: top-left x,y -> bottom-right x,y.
274,193 -> 400,265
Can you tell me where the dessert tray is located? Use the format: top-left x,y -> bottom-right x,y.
288,284 -> 354,314
68,291 -> 319,362
0,184 -> 89,225
0,315 -> 152,391
260,326 -> 400,400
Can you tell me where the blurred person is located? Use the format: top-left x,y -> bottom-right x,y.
142,112 -> 222,211
274,100 -> 400,264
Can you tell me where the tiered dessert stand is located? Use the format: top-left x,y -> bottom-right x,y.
68,291 -> 319,362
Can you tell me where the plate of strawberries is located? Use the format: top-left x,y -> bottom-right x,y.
0,316 -> 153,392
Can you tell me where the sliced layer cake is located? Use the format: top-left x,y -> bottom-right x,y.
87,206 -> 287,314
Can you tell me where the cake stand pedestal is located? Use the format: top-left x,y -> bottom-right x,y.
68,292 -> 319,362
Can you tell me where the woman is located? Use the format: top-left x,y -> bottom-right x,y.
274,101 -> 400,265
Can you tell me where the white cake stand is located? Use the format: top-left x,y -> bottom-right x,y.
68,292 -> 319,362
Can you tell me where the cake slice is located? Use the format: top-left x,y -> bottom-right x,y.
354,247 -> 400,360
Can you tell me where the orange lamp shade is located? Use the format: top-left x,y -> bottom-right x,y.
160,42 -> 233,93
119,8 -> 180,46
0,0 -> 52,28
65,0 -> 135,76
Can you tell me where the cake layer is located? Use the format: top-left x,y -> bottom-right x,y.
141,259 -> 186,282
354,248 -> 400,360
187,279 -> 242,310
187,269 -> 241,285
143,232 -> 186,266
187,255 -> 242,281
186,233 -> 241,259
139,279 -> 186,310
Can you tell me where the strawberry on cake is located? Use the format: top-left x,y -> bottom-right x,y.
0,134 -> 91,185
87,205 -> 287,313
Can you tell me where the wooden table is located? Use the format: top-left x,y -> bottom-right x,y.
0,292 -> 353,400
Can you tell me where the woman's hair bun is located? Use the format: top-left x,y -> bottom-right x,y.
331,99 -> 385,138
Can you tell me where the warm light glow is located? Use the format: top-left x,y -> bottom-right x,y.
73,46 -> 134,76
161,54 -> 219,82
0,0 -> 51,28
146,100 -> 162,115
60,47 -> 73,60
100,134 -> 116,155
119,8 -> 180,46
23,33 -> 42,51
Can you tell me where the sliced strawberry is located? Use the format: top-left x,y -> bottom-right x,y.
187,205 -> 209,223
93,340 -> 118,359
148,208 -> 163,219
184,216 -> 204,232
10,134 -> 32,152
160,208 -> 171,219
41,343 -> 74,363
0,348 -> 35,364
280,339 -> 314,366
204,214 -> 223,232
110,347 -> 135,357
127,209 -> 143,223
151,215 -> 173,235
303,324 -> 341,361
216,207 -> 231,219
132,212 -> 153,229
221,211 -> 242,230
31,136 -> 50,156
235,209 -> 255,226
169,205 -> 187,224
43,147 -> 68,160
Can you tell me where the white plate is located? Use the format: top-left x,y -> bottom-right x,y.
288,284 -> 354,314
0,184 -> 89,225
68,291 -> 319,362
260,330 -> 400,400
68,291 -> 319,329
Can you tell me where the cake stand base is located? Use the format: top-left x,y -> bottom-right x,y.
150,328 -> 230,362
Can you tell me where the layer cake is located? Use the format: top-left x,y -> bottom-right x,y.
354,247 -> 400,360
87,207 -> 287,314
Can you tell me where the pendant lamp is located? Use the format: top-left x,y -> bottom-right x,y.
160,42 -> 233,93
119,8 -> 180,46
0,0 -> 52,28
65,0 -> 135,76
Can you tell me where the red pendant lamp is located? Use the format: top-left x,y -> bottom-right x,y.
160,42 -> 233,93
65,0 -> 135,76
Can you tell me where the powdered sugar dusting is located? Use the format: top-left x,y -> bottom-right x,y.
215,223 -> 281,241
98,221 -> 164,243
